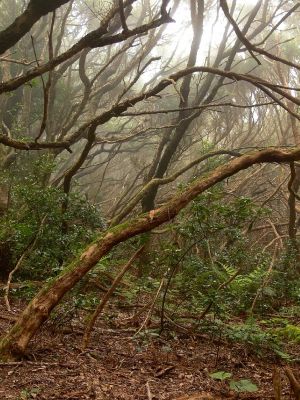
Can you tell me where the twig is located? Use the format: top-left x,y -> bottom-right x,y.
135,276 -> 165,335
155,365 -> 175,378
267,219 -> 284,249
220,0 -> 261,65
159,239 -> 205,333
164,78 -> 185,102
122,299 -> 153,324
82,245 -> 145,349
146,381 -> 153,400
220,0 -> 300,71
120,100 -> 276,116
288,162 -> 300,252
0,57 -> 38,66
250,244 -> 278,314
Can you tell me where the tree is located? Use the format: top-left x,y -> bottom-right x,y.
0,0 -> 299,359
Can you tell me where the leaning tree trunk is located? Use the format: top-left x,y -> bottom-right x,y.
1,147 -> 300,360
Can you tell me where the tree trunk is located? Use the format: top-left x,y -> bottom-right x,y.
1,147 -> 300,360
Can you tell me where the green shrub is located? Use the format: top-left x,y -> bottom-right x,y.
0,154 -> 105,281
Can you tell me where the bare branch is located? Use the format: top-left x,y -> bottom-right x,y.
1,66 -> 299,152
220,0 -> 300,71
0,0 -> 173,95
118,0 -> 129,32
110,149 -> 242,225
0,0 -> 71,55
35,12 -> 56,142
82,245 -> 145,349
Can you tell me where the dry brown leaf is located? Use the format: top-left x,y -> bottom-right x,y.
174,392 -> 220,400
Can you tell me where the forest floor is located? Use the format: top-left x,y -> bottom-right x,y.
0,300 -> 299,400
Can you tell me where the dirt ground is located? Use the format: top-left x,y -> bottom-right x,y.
0,300 -> 299,400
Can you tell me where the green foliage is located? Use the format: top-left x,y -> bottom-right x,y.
209,371 -> 232,380
0,154 -> 105,281
130,186 -> 300,359
275,324 -> 300,343
163,188 -> 273,316
225,319 -> 284,356
194,317 -> 291,360
73,293 -> 99,310
2,153 -> 299,363
210,371 -> 258,393
18,387 -> 40,400
229,379 -> 258,393
10,281 -> 40,300
270,243 -> 300,304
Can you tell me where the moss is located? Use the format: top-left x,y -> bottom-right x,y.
0,319 -> 25,359
107,220 -> 132,235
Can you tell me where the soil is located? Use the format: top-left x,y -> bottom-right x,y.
0,300 -> 299,400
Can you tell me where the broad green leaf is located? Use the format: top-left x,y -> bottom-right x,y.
229,379 -> 258,392
209,371 -> 232,381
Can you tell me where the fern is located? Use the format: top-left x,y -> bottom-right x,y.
232,265 -> 265,290
276,325 -> 300,343
221,264 -> 237,277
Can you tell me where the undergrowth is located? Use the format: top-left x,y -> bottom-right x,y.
2,171 -> 300,361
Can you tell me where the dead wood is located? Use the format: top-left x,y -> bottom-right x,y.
284,367 -> 300,400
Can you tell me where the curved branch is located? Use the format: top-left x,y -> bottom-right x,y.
220,0 -> 300,71
2,147 -> 300,357
110,150 -> 242,226
82,245 -> 145,349
0,2 -> 173,95
1,66 -> 299,152
0,0 -> 71,55
0,134 -> 71,151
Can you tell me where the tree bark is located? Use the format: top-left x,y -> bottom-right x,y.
1,147 -> 300,360
0,0 -> 71,55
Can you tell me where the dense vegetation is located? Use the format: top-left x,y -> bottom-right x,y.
0,0 -> 300,398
